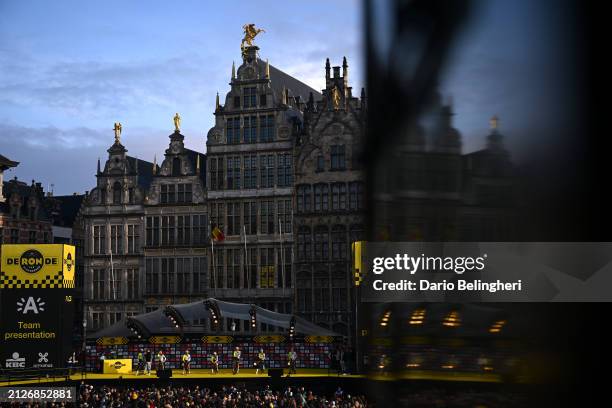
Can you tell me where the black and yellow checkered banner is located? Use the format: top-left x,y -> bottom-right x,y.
352,241 -> 365,286
304,335 -> 333,343
253,335 -> 285,343
201,335 -> 233,344
97,337 -> 129,346
149,335 -> 181,344
0,244 -> 75,289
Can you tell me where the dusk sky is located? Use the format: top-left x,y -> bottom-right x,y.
0,0 -> 566,194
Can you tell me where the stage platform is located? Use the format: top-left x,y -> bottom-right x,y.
0,368 -> 502,386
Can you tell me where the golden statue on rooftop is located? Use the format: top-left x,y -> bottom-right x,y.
241,24 -> 265,52
113,122 -> 122,143
331,86 -> 341,110
173,112 -> 181,132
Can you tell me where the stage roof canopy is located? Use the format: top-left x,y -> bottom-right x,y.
90,298 -> 339,339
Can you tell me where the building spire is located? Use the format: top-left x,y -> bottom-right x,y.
216,92 -> 220,110
152,154 -> 157,175
342,56 -> 348,78
265,58 -> 270,79
231,61 -> 236,80
325,58 -> 331,79
196,154 -> 201,172
97,157 -> 101,174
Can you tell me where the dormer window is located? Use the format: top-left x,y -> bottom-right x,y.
172,157 -> 181,176
243,87 -> 257,108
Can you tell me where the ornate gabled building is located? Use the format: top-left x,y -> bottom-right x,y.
81,133 -> 154,331
293,57 -> 366,339
204,44 -> 320,331
142,127 -> 208,313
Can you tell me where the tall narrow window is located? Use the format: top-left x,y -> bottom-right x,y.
277,153 -> 292,187
260,155 -> 275,188
227,117 -> 240,144
260,200 -> 274,234
93,225 -> 106,255
227,157 -> 241,189
330,145 -> 346,170
93,269 -> 106,299
110,225 -> 123,254
172,157 -> 181,176
331,225 -> 347,260
227,202 -> 241,236
297,226 -> 312,260
314,226 -> 329,260
244,155 -> 257,188
243,116 -> 257,143
314,184 -> 329,212
259,115 -> 275,142
112,182 -> 122,204
297,185 -> 312,213
243,202 -> 257,235
127,268 -> 139,299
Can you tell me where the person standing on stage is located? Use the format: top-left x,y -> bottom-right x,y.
157,350 -> 166,370
210,351 -> 219,375
232,346 -> 241,375
144,349 -> 152,375
182,350 -> 191,375
98,351 -> 105,373
287,347 -> 297,376
256,348 -> 266,374
136,350 -> 144,375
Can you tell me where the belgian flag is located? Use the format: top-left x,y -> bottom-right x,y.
211,224 -> 225,242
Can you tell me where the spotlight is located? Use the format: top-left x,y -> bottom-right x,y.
288,316 -> 296,339
249,306 -> 257,329
442,311 -> 461,327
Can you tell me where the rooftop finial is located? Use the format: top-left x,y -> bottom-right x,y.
231,61 -> 236,79
490,115 -> 499,131
325,58 -> 331,79
265,59 -> 270,78
196,154 -> 201,172
152,154 -> 157,175
216,92 -> 220,110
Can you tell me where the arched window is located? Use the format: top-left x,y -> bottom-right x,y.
331,225 -> 347,260
314,226 -> 329,260
172,157 -> 181,176
297,226 -> 312,260
112,182 -> 122,204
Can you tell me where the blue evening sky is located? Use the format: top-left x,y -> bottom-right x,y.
0,0 -> 565,194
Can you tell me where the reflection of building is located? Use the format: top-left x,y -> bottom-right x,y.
293,57 -> 366,338
373,100 -> 518,242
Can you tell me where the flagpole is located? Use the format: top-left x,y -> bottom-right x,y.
210,221 -> 216,297
242,225 -> 246,289
279,216 -> 285,290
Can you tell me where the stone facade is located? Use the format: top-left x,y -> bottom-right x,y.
293,57 -> 366,340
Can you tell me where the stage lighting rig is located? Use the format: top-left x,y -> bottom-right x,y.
126,317 -> 150,339
163,306 -> 185,329
249,306 -> 257,328
205,300 -> 220,327
288,316 -> 296,339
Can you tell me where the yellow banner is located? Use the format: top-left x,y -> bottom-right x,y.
202,335 -> 233,344
352,241 -> 364,286
149,335 -> 181,344
253,335 -> 286,343
97,337 -> 128,346
103,359 -> 132,374
305,335 -> 333,343
0,244 -> 76,289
